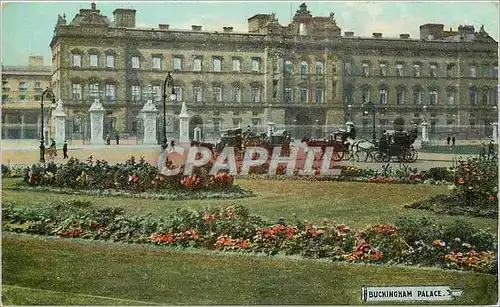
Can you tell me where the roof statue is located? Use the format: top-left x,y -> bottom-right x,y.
330,11 -> 335,20
91,2 -> 96,10
296,3 -> 310,15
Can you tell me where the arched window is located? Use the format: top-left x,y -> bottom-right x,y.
300,61 -> 309,75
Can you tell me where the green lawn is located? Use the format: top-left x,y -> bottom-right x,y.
2,178 -> 497,231
420,144 -> 497,155
2,233 -> 497,305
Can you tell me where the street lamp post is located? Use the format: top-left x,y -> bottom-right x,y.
162,72 -> 177,148
363,101 -> 377,143
39,87 -> 57,163
293,119 -> 297,140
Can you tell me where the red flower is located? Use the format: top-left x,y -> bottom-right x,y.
489,194 -> 496,201
457,177 -> 464,184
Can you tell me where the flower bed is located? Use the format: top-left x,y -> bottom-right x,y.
2,201 -> 496,274
406,158 -> 498,218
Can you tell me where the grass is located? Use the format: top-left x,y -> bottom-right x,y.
420,144 -> 497,155
2,233 -> 498,305
2,178 -> 497,231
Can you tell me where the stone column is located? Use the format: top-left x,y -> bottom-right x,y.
141,99 -> 158,145
179,101 -> 190,144
420,122 -> 429,143
54,99 -> 66,145
89,99 -> 105,145
492,122 -> 498,144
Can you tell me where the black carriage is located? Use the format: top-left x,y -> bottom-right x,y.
373,130 -> 418,163
215,128 -> 243,153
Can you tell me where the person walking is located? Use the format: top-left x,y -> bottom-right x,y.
452,135 -> 456,146
63,140 -> 69,159
115,134 -> 120,145
106,134 -> 111,145
446,136 -> 451,146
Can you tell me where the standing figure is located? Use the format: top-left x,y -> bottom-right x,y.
63,140 -> 69,159
115,134 -> 120,145
446,136 -> 451,146
452,135 -> 456,146
106,134 -> 111,145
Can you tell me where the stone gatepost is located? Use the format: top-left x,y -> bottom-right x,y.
179,101 -> 190,144
141,99 -> 158,145
89,99 -> 105,145
492,122 -> 498,144
420,122 -> 429,143
54,99 -> 66,145
267,121 -> 276,136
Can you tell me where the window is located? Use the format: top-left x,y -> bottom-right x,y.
106,55 -> 115,69
413,63 -> 421,77
446,88 -> 455,105
131,56 -> 140,69
193,86 -> 202,103
344,62 -> 352,76
251,87 -> 261,103
285,60 -> 293,74
429,64 -> 438,78
131,85 -> 141,103
152,85 -> 161,103
300,88 -> 308,104
491,88 -> 498,105
362,88 -> 370,104
396,89 -> 405,105
482,64 -> 489,78
379,63 -> 387,76
193,57 -> 202,72
213,57 -> 221,72
71,53 -> 81,67
213,120 -> 221,133
469,87 -> 477,105
105,84 -> 116,103
284,87 -> 293,104
232,58 -> 241,72
316,61 -> 324,75
379,88 -> 387,104
344,88 -> 353,104
90,54 -> 99,68
172,57 -> 182,71
232,86 -> 241,103
173,87 -> 182,102
413,88 -> 422,104
213,86 -> 222,102
469,65 -> 476,78
89,83 -> 100,100
494,66 -> 498,78
396,63 -> 404,77
34,95 -> 41,101
469,119 -> 476,129
300,61 -> 309,75
19,95 -> 26,102
34,82 -> 42,90
481,89 -> 489,105
429,90 -> 438,105
252,58 -> 260,72
18,81 -> 27,91
152,56 -> 161,70
362,63 -> 370,77
72,83 -> 82,100
446,64 -> 454,78
2,95 -> 9,103
315,88 -> 323,104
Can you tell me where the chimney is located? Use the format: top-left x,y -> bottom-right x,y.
192,25 -> 202,31
223,26 -> 233,33
159,24 -> 169,30
399,34 -> 410,39
28,56 -> 44,67
419,23 -> 444,40
344,31 -> 354,37
372,32 -> 383,38
113,8 -> 136,28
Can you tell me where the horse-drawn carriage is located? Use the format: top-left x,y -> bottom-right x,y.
302,126 -> 356,161
371,129 -> 418,163
214,128 -> 292,157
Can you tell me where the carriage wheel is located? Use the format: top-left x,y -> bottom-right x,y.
331,150 -> 344,161
408,148 -> 418,163
374,151 -> 390,163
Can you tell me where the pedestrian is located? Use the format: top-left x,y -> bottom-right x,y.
170,139 -> 175,147
452,135 -> 456,146
488,140 -> 495,160
446,136 -> 451,146
106,134 -> 111,145
63,140 -> 69,159
115,134 -> 120,145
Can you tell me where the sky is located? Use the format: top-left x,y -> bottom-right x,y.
1,1 -> 499,66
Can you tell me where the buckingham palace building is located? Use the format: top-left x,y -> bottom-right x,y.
49,2 -> 498,141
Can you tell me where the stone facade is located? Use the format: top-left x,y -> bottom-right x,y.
49,3 -> 498,142
2,56 -> 53,139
